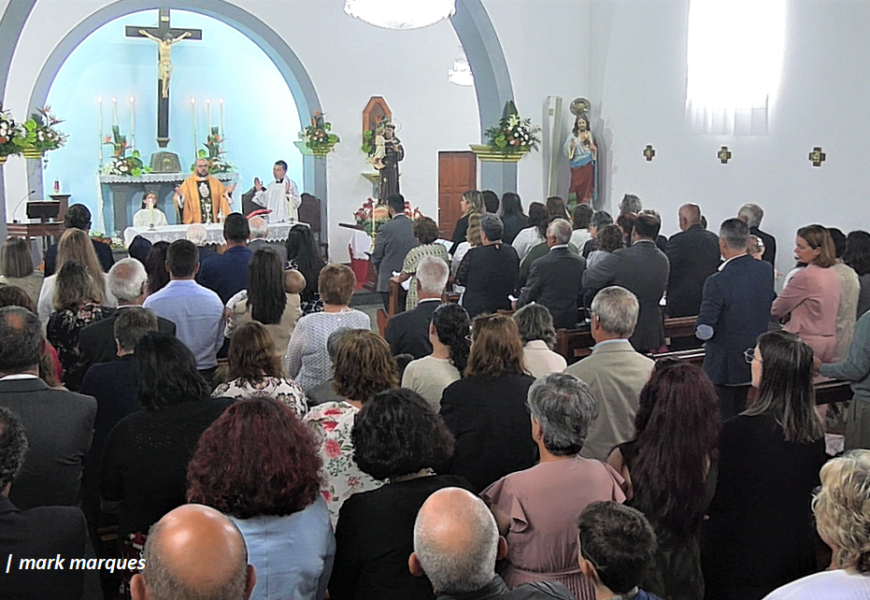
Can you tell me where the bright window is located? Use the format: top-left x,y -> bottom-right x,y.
686,0 -> 787,134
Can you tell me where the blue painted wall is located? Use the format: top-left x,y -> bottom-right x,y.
45,9 -> 302,234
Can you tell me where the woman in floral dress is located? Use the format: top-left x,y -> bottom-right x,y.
212,321 -> 307,416
302,330 -> 398,525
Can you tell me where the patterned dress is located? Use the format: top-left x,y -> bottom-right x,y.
46,302 -> 113,389
288,258 -> 324,315
402,243 -> 450,310
302,401 -> 383,526
212,376 -> 308,416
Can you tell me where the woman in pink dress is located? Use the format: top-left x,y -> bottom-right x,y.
772,224 -> 840,363
481,373 -> 625,600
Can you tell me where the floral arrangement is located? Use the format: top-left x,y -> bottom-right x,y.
0,105 -> 21,158
100,125 -> 151,176
299,112 -> 339,155
13,106 -> 67,154
483,100 -> 540,155
90,231 -> 125,251
353,197 -> 423,236
192,127 -> 235,174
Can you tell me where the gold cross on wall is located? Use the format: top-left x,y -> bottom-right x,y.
809,147 -> 826,167
717,146 -> 732,164
643,145 -> 656,162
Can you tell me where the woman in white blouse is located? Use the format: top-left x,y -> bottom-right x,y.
511,202 -> 548,262
513,304 -> 566,378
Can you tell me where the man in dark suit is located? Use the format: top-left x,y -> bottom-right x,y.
0,306 -> 96,510
43,203 -> 114,276
371,193 -> 418,311
248,215 -> 288,262
197,213 -> 253,304
0,407 -> 91,600
76,258 -> 176,378
583,213 -> 670,353
696,218 -> 775,419
665,203 -> 721,318
738,203 -> 777,266
516,218 -> 586,329
385,256 -> 448,358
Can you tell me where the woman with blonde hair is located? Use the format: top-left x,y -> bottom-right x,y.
46,261 -> 113,389
764,450 -> 870,598
449,189 -> 485,256
0,237 -> 43,305
302,329 -> 398,523
37,228 -> 117,321
213,321 -> 307,416
440,314 -> 537,492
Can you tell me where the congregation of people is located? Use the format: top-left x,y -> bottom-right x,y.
2,190 -> 870,600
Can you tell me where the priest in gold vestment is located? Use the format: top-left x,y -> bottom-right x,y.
174,158 -> 237,224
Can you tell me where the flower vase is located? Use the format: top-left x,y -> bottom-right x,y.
21,147 -> 44,160
311,142 -> 337,158
469,144 -> 528,163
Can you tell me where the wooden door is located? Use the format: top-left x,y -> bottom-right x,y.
438,151 -> 477,239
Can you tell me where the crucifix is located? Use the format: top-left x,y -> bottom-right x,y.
126,9 -> 202,148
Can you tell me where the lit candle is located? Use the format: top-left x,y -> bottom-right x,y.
112,97 -> 117,127
98,96 -> 103,163
219,99 -> 224,136
206,99 -> 211,130
191,98 -> 197,156
129,96 -> 135,153
149,198 -> 154,226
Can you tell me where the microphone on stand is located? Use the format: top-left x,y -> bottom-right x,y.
11,190 -> 36,224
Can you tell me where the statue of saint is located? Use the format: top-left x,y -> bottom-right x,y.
564,113 -> 597,205
377,123 -> 404,203
139,29 -> 191,98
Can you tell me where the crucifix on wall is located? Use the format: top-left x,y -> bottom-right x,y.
126,8 -> 202,148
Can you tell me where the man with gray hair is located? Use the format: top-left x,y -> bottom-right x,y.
186,223 -> 217,265
131,504 -> 256,600
385,256 -> 449,358
247,216 -> 287,262
696,218 -> 774,418
456,214 -> 520,318
0,306 -> 96,510
737,203 -> 776,265
78,258 -> 176,372
665,203 -> 721,320
516,218 -> 587,329
410,487 -> 574,599
565,286 -> 655,461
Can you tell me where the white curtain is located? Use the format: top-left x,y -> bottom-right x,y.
686,0 -> 787,135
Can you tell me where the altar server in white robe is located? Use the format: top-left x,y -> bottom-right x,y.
252,159 -> 301,222
132,192 -> 169,228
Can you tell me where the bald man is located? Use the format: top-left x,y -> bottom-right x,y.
131,504 -> 256,600
665,203 -> 721,320
410,488 -> 574,599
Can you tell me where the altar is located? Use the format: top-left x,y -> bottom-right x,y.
123,220 -> 305,248
101,172 -> 239,233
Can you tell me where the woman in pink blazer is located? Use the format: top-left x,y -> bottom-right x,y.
772,225 -> 840,362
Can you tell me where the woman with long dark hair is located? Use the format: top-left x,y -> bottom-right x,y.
702,331 -> 826,600
499,192 -> 528,245
225,247 -> 302,353
187,398 -> 334,600
402,303 -> 470,412
440,314 -> 537,492
143,241 -> 171,297
607,361 -> 720,600
286,224 -> 327,315
511,202 -> 548,262
100,332 -> 231,595
843,230 -> 870,318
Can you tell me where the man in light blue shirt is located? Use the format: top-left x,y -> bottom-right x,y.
144,239 -> 224,373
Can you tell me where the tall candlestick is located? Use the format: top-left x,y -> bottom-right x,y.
98,96 -> 103,163
192,98 -> 197,157
112,97 -> 117,127
206,99 -> 211,130
129,96 -> 135,153
219,99 -> 224,137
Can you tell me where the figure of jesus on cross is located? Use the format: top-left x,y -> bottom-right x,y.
138,29 -> 190,98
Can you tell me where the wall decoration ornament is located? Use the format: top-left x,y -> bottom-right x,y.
344,0 -> 456,30
809,146 -> 826,167
643,144 -> 656,162
717,146 -> 732,164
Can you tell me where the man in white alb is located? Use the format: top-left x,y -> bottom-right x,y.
252,160 -> 300,222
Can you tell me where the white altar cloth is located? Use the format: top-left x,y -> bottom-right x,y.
124,221 -> 307,247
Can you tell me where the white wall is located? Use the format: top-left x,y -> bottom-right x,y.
591,0 -> 870,279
